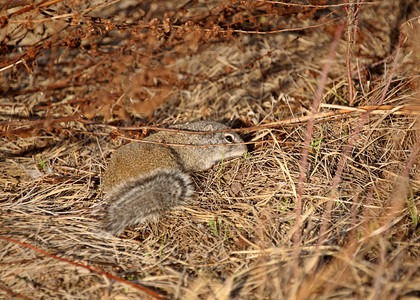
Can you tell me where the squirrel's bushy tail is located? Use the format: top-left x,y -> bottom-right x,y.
103,169 -> 194,236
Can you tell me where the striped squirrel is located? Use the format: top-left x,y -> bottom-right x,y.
102,120 -> 247,236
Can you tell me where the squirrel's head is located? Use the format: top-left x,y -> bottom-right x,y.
171,120 -> 247,171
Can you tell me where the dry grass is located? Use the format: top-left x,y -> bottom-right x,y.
1,0 -> 420,299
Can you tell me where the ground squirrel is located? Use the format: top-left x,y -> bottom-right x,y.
102,120 -> 247,236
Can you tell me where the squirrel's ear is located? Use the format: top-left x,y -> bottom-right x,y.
203,124 -> 213,131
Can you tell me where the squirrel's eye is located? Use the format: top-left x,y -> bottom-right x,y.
224,134 -> 234,143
